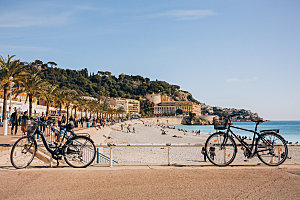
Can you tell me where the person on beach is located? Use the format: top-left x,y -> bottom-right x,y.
133,127 -> 135,133
201,147 -> 207,162
127,125 -> 130,133
10,108 -> 20,135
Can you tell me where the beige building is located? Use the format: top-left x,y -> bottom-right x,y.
192,103 -> 202,115
154,101 -> 176,115
110,98 -> 140,115
154,101 -> 197,116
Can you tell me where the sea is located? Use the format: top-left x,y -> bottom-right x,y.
175,121 -> 300,144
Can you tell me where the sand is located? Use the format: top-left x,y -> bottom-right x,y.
1,117 -> 299,167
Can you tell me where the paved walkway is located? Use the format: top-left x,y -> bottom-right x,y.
0,164 -> 300,200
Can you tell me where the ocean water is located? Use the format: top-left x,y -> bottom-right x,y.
176,121 -> 300,143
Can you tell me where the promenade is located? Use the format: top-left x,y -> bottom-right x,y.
0,164 -> 300,200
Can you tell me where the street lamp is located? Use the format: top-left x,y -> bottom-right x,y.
9,81 -> 15,117
4,77 -> 14,136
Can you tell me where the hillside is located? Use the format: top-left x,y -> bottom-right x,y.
34,61 -> 259,119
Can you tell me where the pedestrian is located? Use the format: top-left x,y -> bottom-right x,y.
10,108 -> 19,135
133,127 -> 135,133
40,112 -> 46,132
201,147 -> 207,162
57,114 -> 62,130
21,111 -> 29,135
127,125 -> 130,133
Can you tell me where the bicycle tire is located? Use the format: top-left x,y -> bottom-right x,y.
256,132 -> 288,166
10,136 -> 37,169
64,136 -> 96,168
205,132 -> 237,166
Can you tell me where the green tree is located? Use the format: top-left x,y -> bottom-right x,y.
15,71 -> 47,117
38,84 -> 58,116
0,55 -> 24,130
176,109 -> 183,115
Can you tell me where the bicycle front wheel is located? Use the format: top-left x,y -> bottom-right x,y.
256,132 -> 288,166
10,136 -> 37,169
205,132 -> 237,166
64,136 -> 96,168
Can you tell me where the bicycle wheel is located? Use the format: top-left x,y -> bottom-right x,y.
10,136 -> 37,169
256,132 -> 288,166
64,136 -> 96,168
205,132 -> 237,166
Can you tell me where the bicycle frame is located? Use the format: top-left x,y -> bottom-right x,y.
30,123 -> 75,157
224,122 -> 262,156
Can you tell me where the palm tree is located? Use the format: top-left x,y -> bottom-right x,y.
15,71 -> 47,117
0,55 -> 24,132
38,84 -> 58,116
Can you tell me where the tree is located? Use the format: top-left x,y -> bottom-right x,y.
47,62 -> 57,68
38,84 -> 58,116
0,55 -> 24,129
176,109 -> 183,115
15,71 -> 47,117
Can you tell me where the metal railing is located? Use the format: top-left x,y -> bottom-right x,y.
94,143 -> 204,167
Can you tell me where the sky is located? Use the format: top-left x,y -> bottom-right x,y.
0,0 -> 299,120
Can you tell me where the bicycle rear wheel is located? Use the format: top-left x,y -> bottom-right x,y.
64,136 -> 96,168
205,132 -> 237,166
10,136 -> 37,169
256,132 -> 288,166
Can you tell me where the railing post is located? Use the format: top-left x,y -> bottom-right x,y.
167,146 -> 170,166
109,146 -> 113,167
96,148 -> 99,164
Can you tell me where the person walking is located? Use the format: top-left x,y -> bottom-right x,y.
57,115 -> 62,130
201,147 -> 207,162
21,111 -> 29,135
40,112 -> 46,132
10,108 -> 19,135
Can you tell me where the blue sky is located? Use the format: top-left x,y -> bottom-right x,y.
1,0 -> 300,120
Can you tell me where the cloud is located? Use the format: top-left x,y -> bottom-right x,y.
225,77 -> 258,83
0,3 -> 107,28
0,12 -> 72,28
155,9 -> 217,20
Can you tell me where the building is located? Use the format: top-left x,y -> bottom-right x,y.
110,98 -> 140,116
154,101 -> 195,116
154,101 -> 176,115
145,93 -> 161,105
125,99 -> 140,115
161,94 -> 172,102
145,93 -> 173,105
192,103 -> 202,116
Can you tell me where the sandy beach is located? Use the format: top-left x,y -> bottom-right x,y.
1,117 -> 300,166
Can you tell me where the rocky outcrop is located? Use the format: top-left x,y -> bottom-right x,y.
181,115 -> 214,125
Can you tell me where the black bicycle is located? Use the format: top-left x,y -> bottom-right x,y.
205,115 -> 288,166
10,119 -> 96,169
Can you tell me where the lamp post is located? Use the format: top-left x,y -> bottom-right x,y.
9,81 -> 15,117
4,77 -> 14,136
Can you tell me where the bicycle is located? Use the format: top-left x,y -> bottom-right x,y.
204,115 -> 288,166
10,119 -> 96,169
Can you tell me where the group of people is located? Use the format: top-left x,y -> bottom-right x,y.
7,107 -> 121,135
10,108 -> 29,135
120,124 -> 135,133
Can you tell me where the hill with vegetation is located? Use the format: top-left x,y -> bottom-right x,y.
32,60 -> 260,119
